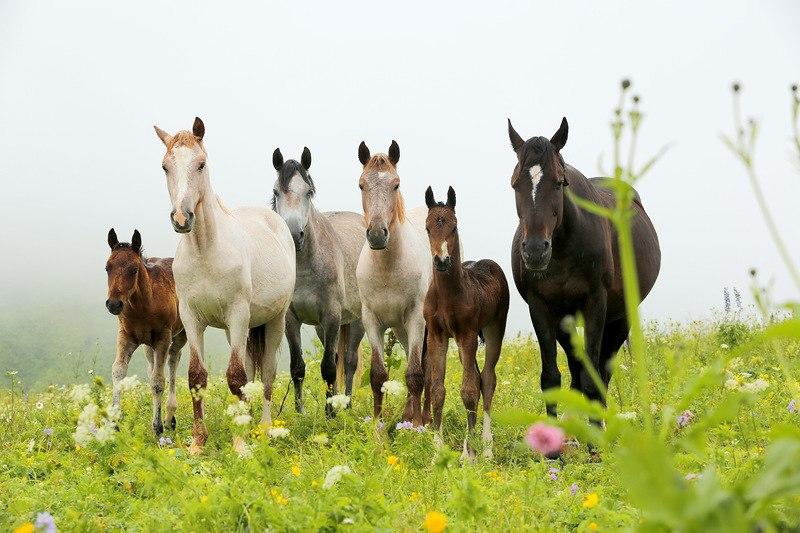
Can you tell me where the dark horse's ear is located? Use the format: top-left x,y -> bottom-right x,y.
388,140 -> 400,166
131,230 -> 142,254
358,141 -> 371,166
272,148 -> 284,171
508,118 -> 524,153
550,117 -> 568,151
108,228 -> 118,250
446,186 -> 456,209
301,147 -> 312,171
193,117 -> 205,141
425,186 -> 436,208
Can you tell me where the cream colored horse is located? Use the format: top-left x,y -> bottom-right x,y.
355,141 -> 432,425
154,118 -> 296,452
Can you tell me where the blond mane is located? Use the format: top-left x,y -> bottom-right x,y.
167,131 -> 206,153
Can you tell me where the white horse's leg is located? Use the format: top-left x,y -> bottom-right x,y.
183,309 -> 208,454
403,311 -> 427,426
225,302 -> 251,400
260,313 -> 286,426
362,308 -> 387,419
150,336 -> 170,435
165,330 -> 185,431
111,328 -> 138,408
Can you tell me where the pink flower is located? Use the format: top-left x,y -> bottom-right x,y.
525,423 -> 565,456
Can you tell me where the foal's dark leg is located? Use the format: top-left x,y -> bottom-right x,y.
319,316 -> 342,418
527,296 -> 560,417
285,310 -> 306,414
457,333 -> 481,462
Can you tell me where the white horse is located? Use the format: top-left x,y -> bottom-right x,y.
154,117 -> 296,452
355,141 -> 432,425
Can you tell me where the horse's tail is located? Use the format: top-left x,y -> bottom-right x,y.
335,324 -> 350,390
246,324 -> 266,373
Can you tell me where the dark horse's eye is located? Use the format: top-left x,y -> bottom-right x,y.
129,267 -> 138,276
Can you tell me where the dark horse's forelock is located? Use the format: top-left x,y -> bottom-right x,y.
277,160 -> 315,195
112,242 -> 145,258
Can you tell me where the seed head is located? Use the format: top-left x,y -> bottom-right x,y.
621,78 -> 631,90
732,82 -> 741,93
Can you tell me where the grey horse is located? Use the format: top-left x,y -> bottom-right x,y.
271,147 -> 366,415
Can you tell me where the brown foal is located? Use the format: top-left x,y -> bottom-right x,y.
422,187 -> 510,461
106,228 -> 185,435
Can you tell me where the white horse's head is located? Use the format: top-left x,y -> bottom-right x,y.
153,117 -> 209,233
357,140 -> 405,250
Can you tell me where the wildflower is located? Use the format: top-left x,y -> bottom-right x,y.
741,378 -> 769,394
70,384 -> 91,404
789,399 -> 797,414
35,512 -> 56,533
396,421 -> 414,431
583,492 -> 599,509
268,427 -> 290,439
326,394 -> 350,411
548,467 -> 559,481
342,517 -> 354,525
487,471 -> 501,482
226,401 -> 252,426
409,491 -> 421,501
291,465 -> 301,477
381,380 -> 404,396
649,403 -> 658,414
322,465 -> 352,489
720,343 -> 730,350
35,401 -> 44,410
241,381 -> 263,402
27,439 -> 35,453
677,410 -> 694,429
685,472 -> 703,481
363,416 -> 373,423
525,423 -> 565,456
732,82 -> 741,93
270,488 -> 288,505
724,377 -> 740,390
158,436 -> 173,447
118,375 -> 140,392
233,436 -> 252,458
617,411 -> 637,420
200,495 -> 209,504
13,523 -> 34,533
588,523 -> 598,531
387,455 -> 400,467
311,433 -> 329,445
621,79 -> 631,90
43,428 -> 53,437
106,403 -> 122,422
570,482 -> 579,496
423,511 -> 448,533
94,420 -> 116,444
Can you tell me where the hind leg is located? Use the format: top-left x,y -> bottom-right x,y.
150,337 -> 170,436
600,317 -> 629,391
362,309 -> 388,419
556,329 -> 582,394
165,331 -> 185,431
344,320 -> 365,397
286,310 -> 306,413
318,313 -> 342,417
481,319 -> 505,460
260,313 -> 286,426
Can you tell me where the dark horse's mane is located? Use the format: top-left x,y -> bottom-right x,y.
277,160 -> 315,195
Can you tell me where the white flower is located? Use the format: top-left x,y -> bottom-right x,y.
268,427 -> 290,439
322,465 -> 352,489
311,433 -> 329,445
27,439 -> 35,453
118,376 -> 141,392
241,381 -> 264,403
106,403 -> 122,422
74,424 -> 93,446
342,518 -> 354,525
685,472 -> 703,481
326,394 -> 350,411
617,411 -> 637,420
720,343 -> 730,350
70,384 -> 91,404
741,378 -> 769,394
35,401 -> 44,410
724,378 -> 740,390
650,403 -> 659,414
94,420 -> 116,443
233,414 -> 252,426
226,401 -> 251,425
233,436 -> 252,458
380,380 -> 404,396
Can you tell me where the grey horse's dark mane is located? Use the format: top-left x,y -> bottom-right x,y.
277,160 -> 315,194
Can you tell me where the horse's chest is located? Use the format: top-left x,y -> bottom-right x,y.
291,285 -> 325,325
360,272 -> 422,321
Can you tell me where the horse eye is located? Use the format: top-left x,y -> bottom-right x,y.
394,184 -> 399,190
273,189 -> 279,196
359,184 -> 364,190
105,265 -> 111,272
129,267 -> 138,276
306,191 -> 313,198
198,162 -> 205,171
162,164 -> 167,172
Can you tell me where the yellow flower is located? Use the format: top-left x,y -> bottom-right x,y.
583,492 -> 599,509
200,495 -> 209,504
387,455 -> 400,466
13,523 -> 34,533
409,491 -> 421,502
311,479 -> 319,488
271,488 -> 289,505
291,465 -> 301,477
588,522 -> 598,531
273,419 -> 286,428
486,470 -> 501,482
424,511 -> 447,533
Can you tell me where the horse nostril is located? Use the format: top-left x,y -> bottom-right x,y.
299,231 -> 304,239
543,241 -> 550,250
382,227 -> 388,237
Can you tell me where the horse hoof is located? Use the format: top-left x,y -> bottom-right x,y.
188,442 -> 203,456
169,416 -> 177,430
544,451 -> 562,460
460,449 -> 477,464
483,447 -> 494,461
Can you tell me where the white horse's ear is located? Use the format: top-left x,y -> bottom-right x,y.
154,126 -> 172,146
193,117 -> 205,141
301,147 -> 312,170
358,141 -> 370,166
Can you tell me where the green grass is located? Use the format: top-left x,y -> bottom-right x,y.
2,318 -> 799,532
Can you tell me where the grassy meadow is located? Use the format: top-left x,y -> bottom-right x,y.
2,315 -> 800,532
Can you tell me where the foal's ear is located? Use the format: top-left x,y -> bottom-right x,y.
108,228 -> 118,250
131,230 -> 142,254
508,118 -> 524,153
154,126 -> 172,147
193,117 -> 205,141
550,117 -> 568,151
388,140 -> 400,166
425,186 -> 436,209
272,148 -> 284,171
446,186 -> 456,209
358,141 -> 371,166
301,147 -> 312,171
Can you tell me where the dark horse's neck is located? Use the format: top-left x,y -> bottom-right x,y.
551,167 -> 588,253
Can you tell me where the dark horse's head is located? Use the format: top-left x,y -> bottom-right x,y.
271,147 -> 314,251
424,186 -> 458,272
507,117 -> 570,271
105,228 -> 143,315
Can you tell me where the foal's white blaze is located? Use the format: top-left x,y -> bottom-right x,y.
439,241 -> 449,259
529,164 -> 543,205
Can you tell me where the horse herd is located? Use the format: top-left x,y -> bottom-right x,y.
104,116 -> 661,459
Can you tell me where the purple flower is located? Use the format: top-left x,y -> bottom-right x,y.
43,428 -> 54,437
525,423 -> 565,456
395,421 -> 414,431
677,410 -> 694,428
158,436 -> 173,447
36,511 -> 56,533
789,400 -> 797,414
548,466 -> 559,481
570,482 -> 579,496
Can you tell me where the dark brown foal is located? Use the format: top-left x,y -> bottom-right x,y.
422,187 -> 510,461
106,228 -> 185,435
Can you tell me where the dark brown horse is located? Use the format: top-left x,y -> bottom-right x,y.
507,118 -> 660,415
423,186 -> 510,461
106,228 -> 185,435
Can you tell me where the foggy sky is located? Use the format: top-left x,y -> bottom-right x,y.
1,0 -> 799,336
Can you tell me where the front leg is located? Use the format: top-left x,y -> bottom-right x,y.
319,313 -> 342,418
403,312 -> 427,426
225,303 -> 251,400
361,308 -> 387,419
285,310 -> 306,413
111,329 -> 138,408
581,288 -> 608,405
182,307 -> 208,453
457,333 -> 481,462
426,327 -> 449,444
150,336 -> 171,436
527,295 -> 559,418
